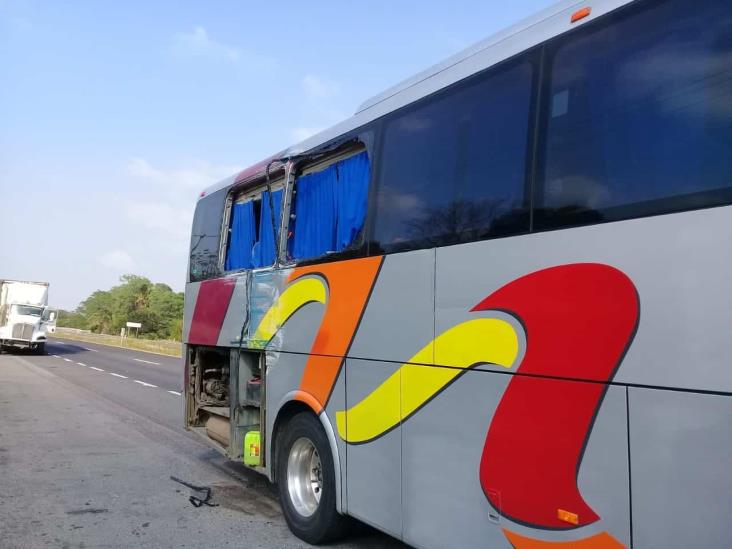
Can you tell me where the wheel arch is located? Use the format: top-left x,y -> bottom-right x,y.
270,391 -> 344,514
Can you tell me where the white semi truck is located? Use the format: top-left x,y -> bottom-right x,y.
0,280 -> 56,354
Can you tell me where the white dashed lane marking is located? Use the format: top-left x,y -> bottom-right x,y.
133,358 -> 160,365
47,349 -> 170,396
134,380 -> 157,388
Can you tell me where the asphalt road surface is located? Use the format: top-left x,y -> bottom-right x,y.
0,339 -> 404,549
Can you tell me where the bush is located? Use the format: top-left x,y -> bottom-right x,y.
59,275 -> 184,340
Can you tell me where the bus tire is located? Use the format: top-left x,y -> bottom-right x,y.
276,412 -> 346,544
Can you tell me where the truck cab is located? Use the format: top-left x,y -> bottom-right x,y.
0,280 -> 55,354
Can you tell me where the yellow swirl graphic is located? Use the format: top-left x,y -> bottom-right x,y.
336,318 -> 518,443
250,277 -> 327,347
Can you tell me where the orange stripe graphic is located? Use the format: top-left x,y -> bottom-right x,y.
503,529 -> 624,548
291,256 -> 383,411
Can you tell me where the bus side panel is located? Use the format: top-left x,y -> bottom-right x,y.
260,334 -> 348,511
182,281 -> 200,344
339,250 -> 435,537
348,249 -> 435,365
216,274 -> 249,347
401,371 -> 630,548
436,206 -> 732,394
401,367 -> 511,548
248,269 -> 298,352
341,249 -> 436,536
263,296 -> 325,450
265,349 -> 309,476
345,358 -> 402,537
609,207 -> 732,394
323,367 -> 348,514
629,388 -> 732,549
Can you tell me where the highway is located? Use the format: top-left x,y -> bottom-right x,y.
0,339 -> 403,549
42,338 -> 184,432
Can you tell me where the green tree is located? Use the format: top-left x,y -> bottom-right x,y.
80,290 -> 115,334
168,317 -> 184,341
67,275 -> 184,339
56,309 -> 88,330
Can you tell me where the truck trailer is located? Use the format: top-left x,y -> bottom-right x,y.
0,280 -> 56,354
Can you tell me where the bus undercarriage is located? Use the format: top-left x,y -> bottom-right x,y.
185,346 -> 266,471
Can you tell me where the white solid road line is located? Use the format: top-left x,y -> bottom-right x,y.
89,366 -> 105,372
133,358 -> 160,365
109,373 -> 128,379
134,380 -> 157,388
76,362 -> 87,367
167,390 -> 182,396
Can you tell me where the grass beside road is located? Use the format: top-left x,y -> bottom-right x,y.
52,328 -> 182,358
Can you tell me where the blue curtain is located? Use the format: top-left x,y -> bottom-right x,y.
335,151 -> 370,251
291,165 -> 338,259
225,202 -> 256,270
291,151 -> 370,260
252,189 -> 282,268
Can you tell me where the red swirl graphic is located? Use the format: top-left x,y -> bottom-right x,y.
474,264 -> 639,530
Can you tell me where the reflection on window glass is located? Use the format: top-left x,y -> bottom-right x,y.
537,0 -> 732,228
372,59 -> 532,253
13,305 -> 42,317
189,189 -> 226,282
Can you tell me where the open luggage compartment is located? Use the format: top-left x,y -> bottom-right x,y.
185,345 -> 265,468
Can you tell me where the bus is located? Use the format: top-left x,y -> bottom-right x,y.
183,0 -> 732,546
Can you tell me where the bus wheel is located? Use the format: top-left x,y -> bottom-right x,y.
277,412 -> 346,544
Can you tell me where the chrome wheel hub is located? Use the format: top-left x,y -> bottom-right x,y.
287,437 -> 322,517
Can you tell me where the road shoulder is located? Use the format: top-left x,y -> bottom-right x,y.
0,353 -> 298,549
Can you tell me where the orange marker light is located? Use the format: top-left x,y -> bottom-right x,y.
571,7 -> 591,23
557,508 -> 580,525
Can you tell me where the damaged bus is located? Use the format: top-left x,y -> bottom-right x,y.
183,0 -> 732,546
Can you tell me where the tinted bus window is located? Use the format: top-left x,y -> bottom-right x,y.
372,58 -> 533,253
536,0 -> 732,229
189,189 -> 226,282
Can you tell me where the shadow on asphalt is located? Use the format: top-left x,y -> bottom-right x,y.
194,448 -> 407,548
43,342 -> 90,356
1,347 -> 61,357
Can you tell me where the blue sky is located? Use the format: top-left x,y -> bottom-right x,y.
0,0 -> 555,309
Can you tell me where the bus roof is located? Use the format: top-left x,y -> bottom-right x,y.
202,0 -> 633,198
